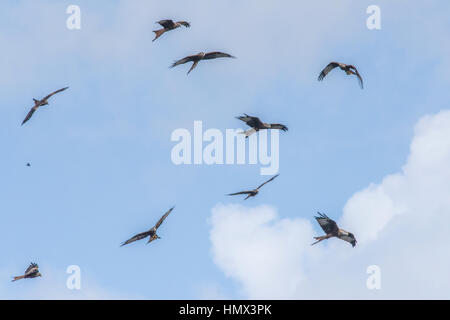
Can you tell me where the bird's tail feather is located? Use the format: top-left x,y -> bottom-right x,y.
152,29 -> 165,42
311,236 -> 324,246
12,275 -> 25,282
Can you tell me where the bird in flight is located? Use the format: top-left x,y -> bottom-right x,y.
121,207 -> 175,246
12,262 -> 42,282
153,19 -> 190,42
236,114 -> 288,138
318,62 -> 363,89
21,87 -> 69,125
228,174 -> 279,200
170,51 -> 235,74
26,163 -> 31,167
311,212 -> 357,247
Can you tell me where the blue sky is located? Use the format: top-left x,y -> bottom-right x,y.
1,0 -> 450,299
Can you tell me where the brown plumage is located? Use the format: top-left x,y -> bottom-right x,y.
121,207 -> 175,246
318,62 -> 363,89
228,174 -> 279,200
12,262 -> 42,282
153,19 -> 190,42
236,114 -> 288,138
311,212 -> 357,247
21,87 -> 69,125
170,51 -> 235,74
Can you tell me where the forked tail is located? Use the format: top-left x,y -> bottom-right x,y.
152,29 -> 165,42
12,275 -> 25,282
311,236 -> 325,246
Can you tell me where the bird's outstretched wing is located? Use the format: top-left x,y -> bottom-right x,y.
349,65 -> 364,89
256,174 -> 279,190
314,212 -> 339,234
228,191 -> 252,196
269,123 -> 288,131
338,232 -> 357,247
318,62 -> 340,81
239,128 -> 257,137
171,55 -> 198,68
154,207 -> 175,230
236,114 -> 264,128
42,87 -> 69,101
177,21 -> 190,27
25,263 -> 39,276
21,107 -> 37,126
203,52 -> 236,60
157,19 -> 175,28
121,231 -> 150,247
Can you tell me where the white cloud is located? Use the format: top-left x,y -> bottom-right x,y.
210,110 -> 450,299
209,204 -> 315,299
342,110 -> 450,244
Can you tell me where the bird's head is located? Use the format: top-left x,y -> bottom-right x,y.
199,52 -> 206,58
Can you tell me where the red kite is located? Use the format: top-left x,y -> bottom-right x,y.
171,51 -> 235,74
153,19 -> 190,42
312,212 -> 357,247
236,114 -> 288,138
121,207 -> 175,246
21,87 -> 69,125
318,62 -> 363,89
12,262 -> 42,281
228,174 -> 279,200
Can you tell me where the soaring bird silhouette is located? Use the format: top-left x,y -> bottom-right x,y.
153,19 -> 190,42
121,207 -> 175,246
228,174 -> 279,200
312,212 -> 357,247
236,114 -> 288,138
170,51 -> 235,74
318,62 -> 363,89
12,262 -> 42,282
21,87 -> 69,125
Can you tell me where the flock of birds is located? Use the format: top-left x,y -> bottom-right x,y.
12,18 -> 361,282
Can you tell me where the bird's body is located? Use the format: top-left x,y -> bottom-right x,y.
12,263 -> 42,282
121,207 -> 174,246
153,19 -> 190,42
21,87 -> 69,125
312,212 -> 357,247
318,62 -> 363,89
236,114 -> 288,138
228,174 -> 279,200
171,51 -> 235,74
